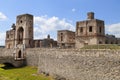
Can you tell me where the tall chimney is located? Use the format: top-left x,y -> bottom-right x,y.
87,12 -> 94,19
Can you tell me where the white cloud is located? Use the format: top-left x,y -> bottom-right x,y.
0,12 -> 7,21
0,32 -> 5,46
106,23 -> 120,37
34,15 -> 75,39
72,8 -> 76,12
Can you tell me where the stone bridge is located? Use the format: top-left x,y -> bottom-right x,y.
0,48 -> 25,67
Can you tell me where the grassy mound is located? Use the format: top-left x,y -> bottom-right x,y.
0,64 -> 53,80
81,44 -> 120,49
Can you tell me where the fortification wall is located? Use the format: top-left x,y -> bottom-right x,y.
26,48 -> 120,80
25,48 -> 40,66
0,48 -> 14,57
1,48 -> 120,80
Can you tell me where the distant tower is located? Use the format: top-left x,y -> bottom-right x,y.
15,14 -> 33,48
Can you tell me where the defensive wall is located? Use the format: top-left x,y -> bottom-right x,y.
1,48 -> 120,80
26,48 -> 120,80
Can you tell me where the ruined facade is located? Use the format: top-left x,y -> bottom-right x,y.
75,12 -> 105,48
57,12 -> 120,48
6,14 -> 34,49
5,14 -> 57,49
5,12 -> 120,49
57,30 -> 75,48
5,24 -> 16,49
5,14 -> 34,60
34,35 -> 57,48
105,34 -> 120,44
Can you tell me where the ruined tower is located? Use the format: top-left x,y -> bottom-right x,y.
75,12 -> 105,48
5,24 -> 16,49
15,14 -> 33,48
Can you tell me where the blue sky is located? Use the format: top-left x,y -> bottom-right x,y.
0,0 -> 120,45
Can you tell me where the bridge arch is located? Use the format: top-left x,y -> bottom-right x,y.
0,56 -> 25,67
1,62 -> 15,69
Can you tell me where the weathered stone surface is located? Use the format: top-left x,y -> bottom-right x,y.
26,48 -> 120,80
1,48 -> 120,80
0,48 -> 25,67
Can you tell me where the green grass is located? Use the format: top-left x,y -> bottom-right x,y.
0,64 -> 53,80
81,44 -> 120,50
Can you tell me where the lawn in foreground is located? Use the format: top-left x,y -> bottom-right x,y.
0,64 -> 53,80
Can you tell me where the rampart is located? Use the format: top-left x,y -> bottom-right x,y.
26,48 -> 120,80
1,48 -> 120,80
0,48 -> 14,57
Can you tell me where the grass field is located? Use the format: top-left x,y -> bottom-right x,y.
0,64 -> 53,80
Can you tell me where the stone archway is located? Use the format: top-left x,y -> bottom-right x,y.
17,27 -> 24,44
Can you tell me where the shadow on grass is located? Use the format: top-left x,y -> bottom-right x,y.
1,63 -> 15,69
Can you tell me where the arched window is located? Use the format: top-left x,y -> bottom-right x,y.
17,27 -> 24,44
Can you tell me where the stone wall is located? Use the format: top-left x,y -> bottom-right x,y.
25,48 -> 40,66
26,48 -> 120,80
1,48 -> 120,80
0,48 -> 14,57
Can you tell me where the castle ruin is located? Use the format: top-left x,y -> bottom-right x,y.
75,12 -> 105,48
5,14 -> 57,49
5,12 -> 120,49
2,12 -> 120,80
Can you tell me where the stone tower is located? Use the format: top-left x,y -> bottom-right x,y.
5,24 -> 16,49
15,14 -> 33,48
87,12 -> 94,19
75,12 -> 105,48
